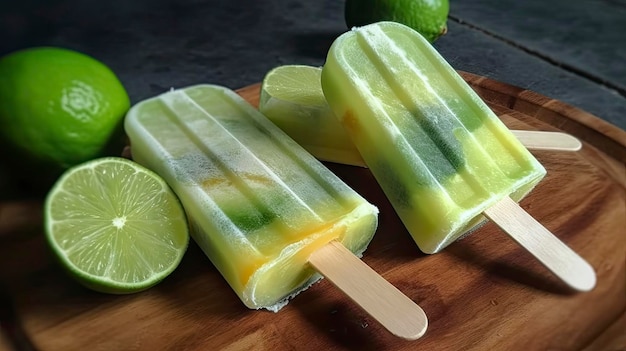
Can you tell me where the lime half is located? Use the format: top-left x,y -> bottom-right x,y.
45,157 -> 189,294
260,65 -> 365,167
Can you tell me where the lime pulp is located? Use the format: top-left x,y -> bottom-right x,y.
44,157 -> 189,294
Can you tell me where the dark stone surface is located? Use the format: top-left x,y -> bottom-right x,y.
1,0 -> 625,130
449,0 -> 626,92
447,0 -> 626,130
434,22 -> 626,131
1,0 -> 344,97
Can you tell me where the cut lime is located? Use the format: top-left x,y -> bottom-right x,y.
44,157 -> 189,294
260,65 -> 328,106
259,65 -> 365,167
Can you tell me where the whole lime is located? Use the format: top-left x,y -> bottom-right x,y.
345,0 -> 449,43
0,47 -> 130,171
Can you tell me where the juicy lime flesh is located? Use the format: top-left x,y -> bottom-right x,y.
45,157 -> 189,293
262,65 -> 327,106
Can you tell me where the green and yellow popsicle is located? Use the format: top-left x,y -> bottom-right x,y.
125,84 -> 379,311
321,22 -> 595,291
124,84 -> 428,340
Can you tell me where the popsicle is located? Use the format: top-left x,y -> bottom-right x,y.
321,22 -> 595,291
124,84 -> 427,339
259,65 -> 581,168
259,65 -> 365,167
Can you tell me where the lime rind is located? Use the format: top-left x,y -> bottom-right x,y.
45,157 -> 189,294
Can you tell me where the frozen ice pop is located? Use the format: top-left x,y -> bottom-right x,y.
321,21 -> 546,253
259,65 -> 582,168
124,84 -> 428,338
125,84 -> 378,310
259,65 -> 365,167
321,22 -> 595,291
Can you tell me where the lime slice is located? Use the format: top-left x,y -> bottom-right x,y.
259,65 -> 365,167
44,157 -> 189,294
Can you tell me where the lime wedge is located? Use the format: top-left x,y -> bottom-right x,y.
259,65 -> 366,167
44,157 -> 189,294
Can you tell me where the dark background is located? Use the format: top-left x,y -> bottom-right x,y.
2,0 -> 625,130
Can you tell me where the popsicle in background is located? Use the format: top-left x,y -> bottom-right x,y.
321,22 -> 595,291
259,65 -> 365,167
124,84 -> 427,340
259,65 -> 581,168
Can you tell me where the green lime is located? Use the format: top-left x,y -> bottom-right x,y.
259,65 -> 365,167
44,157 -> 189,294
345,0 -> 449,43
0,47 -> 130,170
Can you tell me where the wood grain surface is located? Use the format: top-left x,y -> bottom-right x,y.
1,73 -> 624,351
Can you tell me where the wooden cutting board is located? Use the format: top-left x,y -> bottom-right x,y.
1,72 -> 625,351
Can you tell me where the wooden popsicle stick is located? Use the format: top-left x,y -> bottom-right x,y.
308,241 -> 428,340
511,130 -> 582,151
484,197 -> 596,292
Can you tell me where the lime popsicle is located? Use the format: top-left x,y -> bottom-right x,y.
125,84 -> 378,311
124,85 -> 428,340
321,22 -> 595,291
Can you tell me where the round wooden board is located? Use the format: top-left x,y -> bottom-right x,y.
0,73 -> 624,350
